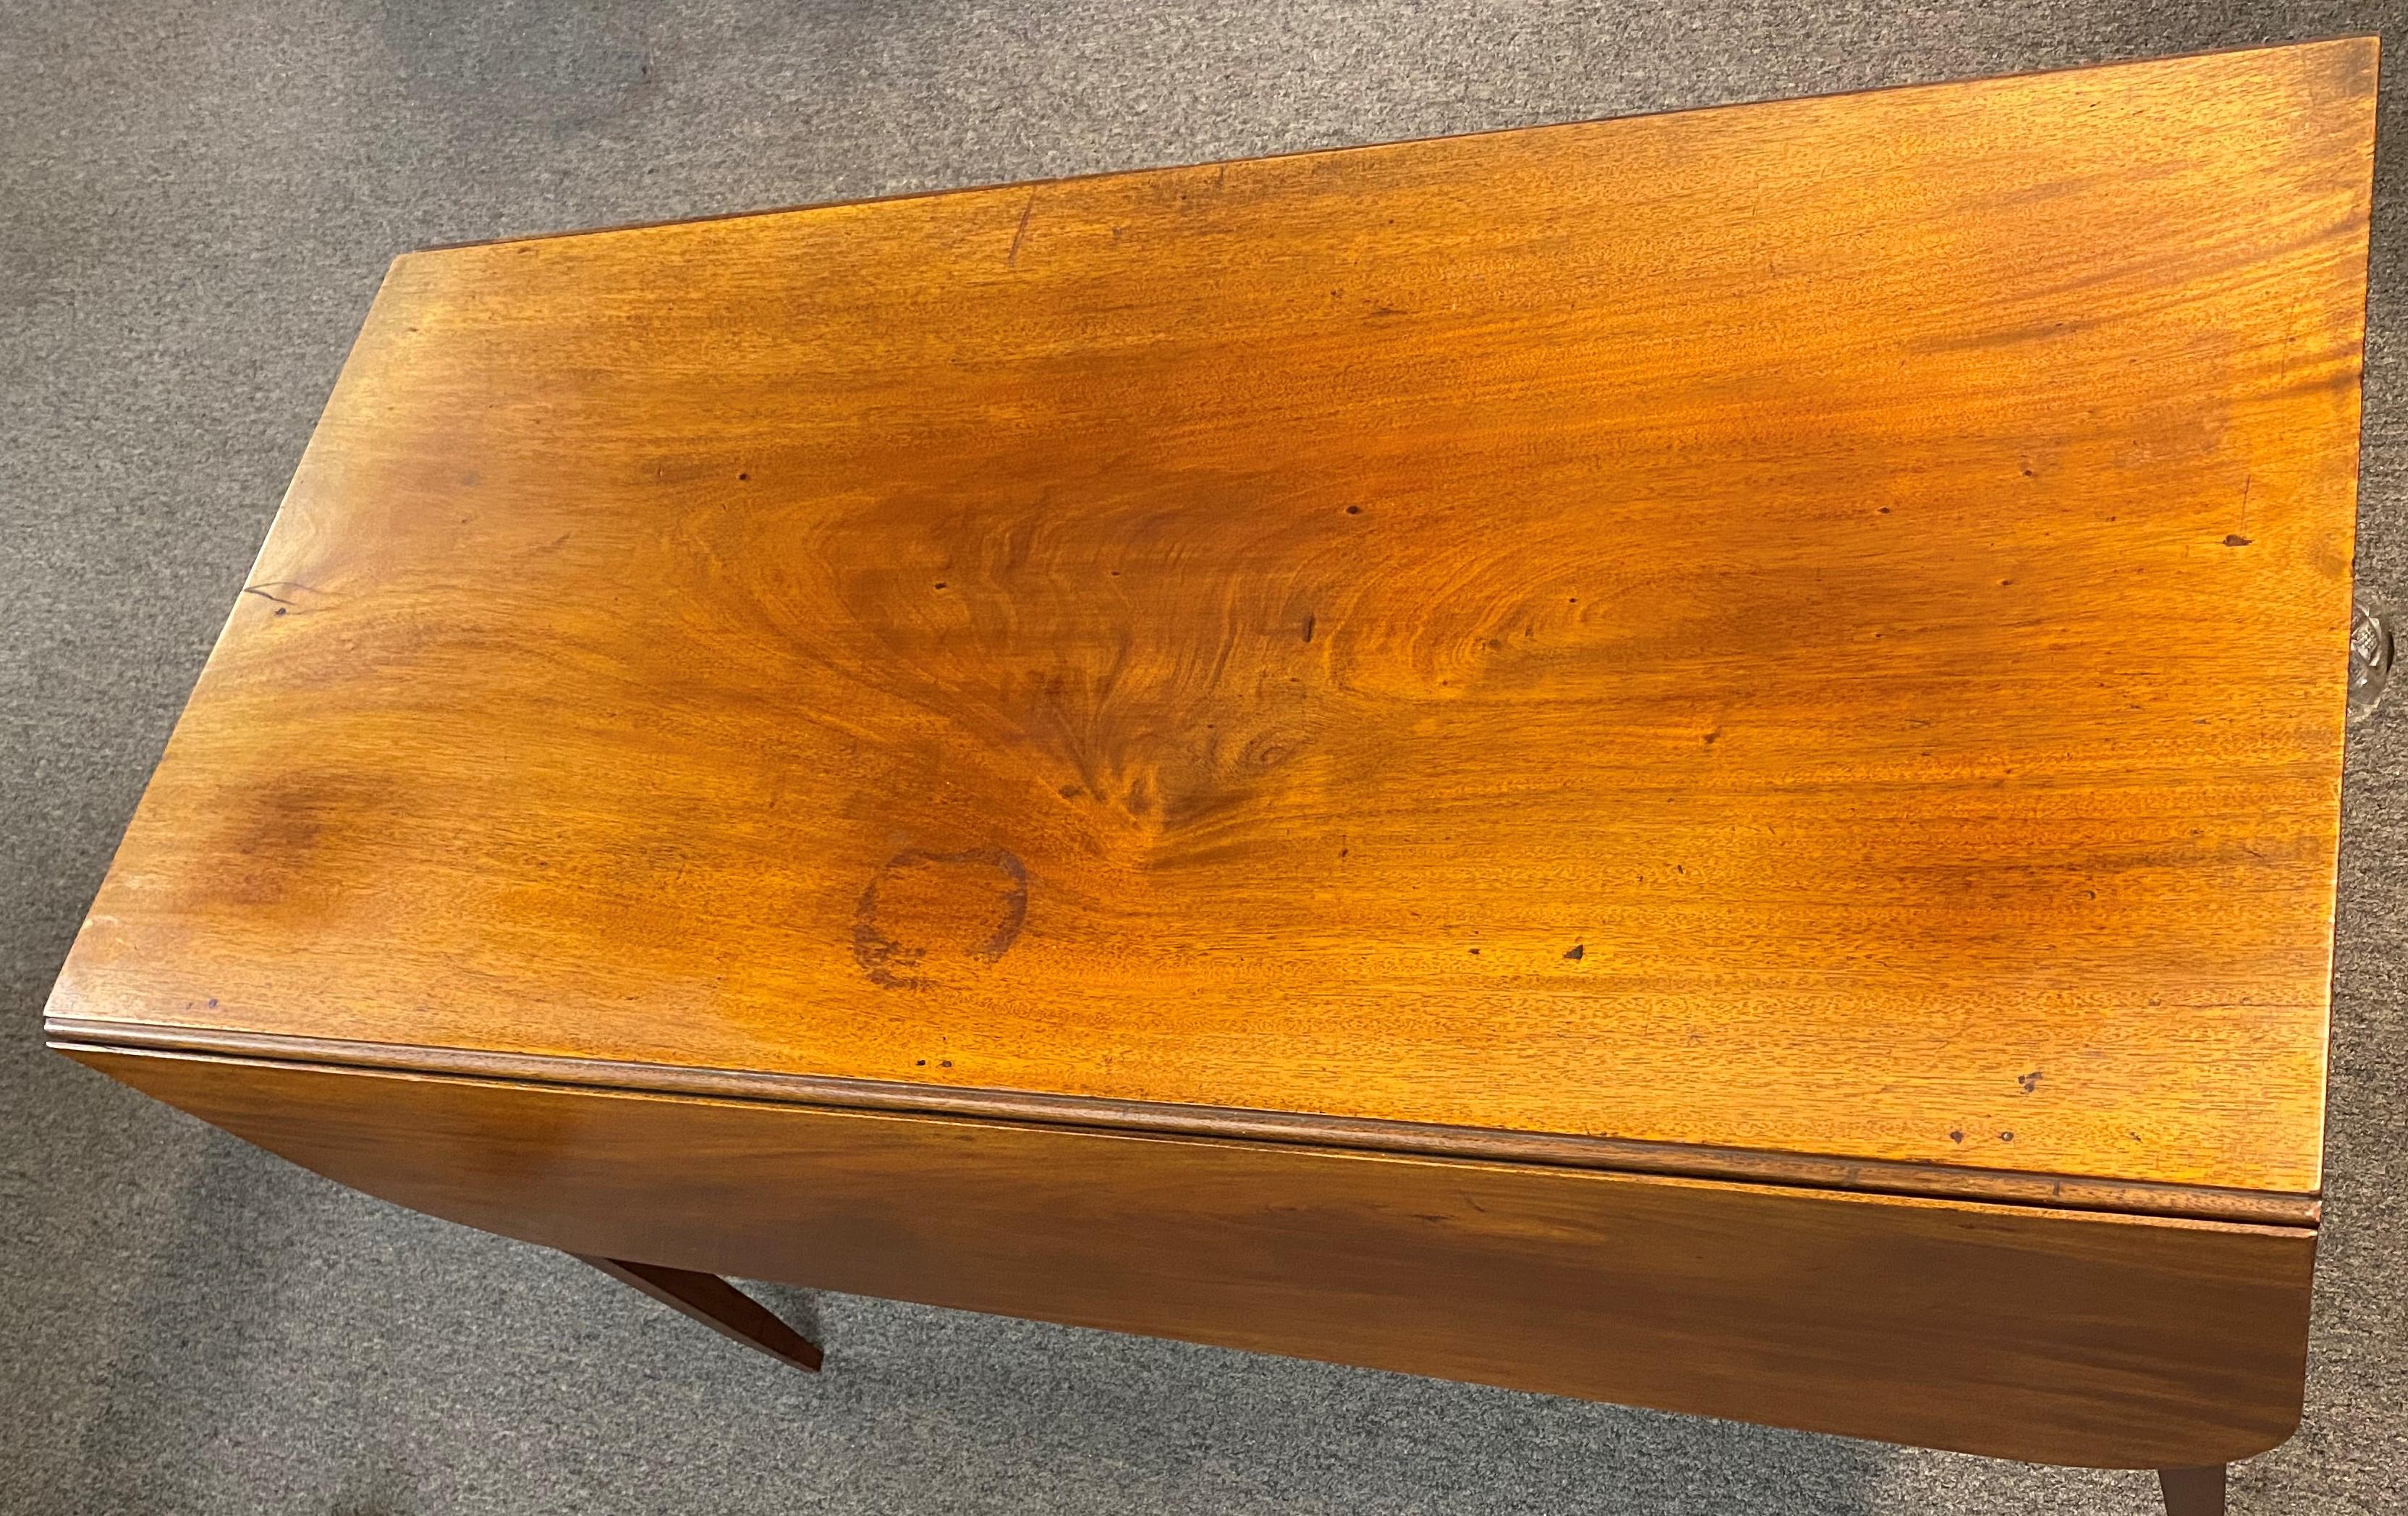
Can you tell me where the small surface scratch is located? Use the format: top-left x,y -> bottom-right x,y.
1006,191 -> 1037,268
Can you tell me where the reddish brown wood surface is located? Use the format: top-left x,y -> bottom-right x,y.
61,1044 -> 2316,1470
47,44 -> 2372,1190
2160,1465 -> 2229,1515
42,1014 -> 2321,1224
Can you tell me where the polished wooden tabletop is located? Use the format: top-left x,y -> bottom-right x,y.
51,39 -> 2370,1207
45,46 -> 2375,1495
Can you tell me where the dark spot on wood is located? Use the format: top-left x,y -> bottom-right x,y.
1702,730 -> 1721,745
1949,1130 -> 1964,1143
1878,507 -> 1890,514
1346,505 -> 1361,514
1469,947 -> 1480,955
941,1059 -> 952,1067
853,847 -> 1029,989
934,582 -> 947,590
2223,533 -> 2252,547
206,998 -> 219,1009
738,472 -> 749,480
1058,784 -> 1082,799
2018,1070 -> 2043,1093
274,607 -> 287,616
1564,944 -> 1584,960
1302,614 -> 1315,643
1999,1131 -> 2015,1142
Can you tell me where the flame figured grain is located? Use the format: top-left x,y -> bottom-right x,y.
46,41 -> 2374,1196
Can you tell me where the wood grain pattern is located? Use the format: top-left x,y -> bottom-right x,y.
59,1044 -> 2317,1470
46,42 -> 2374,1196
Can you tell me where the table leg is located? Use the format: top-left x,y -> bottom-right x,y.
573,1253 -> 823,1373
2158,1465 -> 2225,1516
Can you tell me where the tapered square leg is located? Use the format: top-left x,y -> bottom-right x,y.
2158,1465 -> 2225,1516
575,1253 -> 823,1373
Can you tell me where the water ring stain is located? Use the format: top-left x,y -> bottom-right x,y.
852,847 -> 1029,989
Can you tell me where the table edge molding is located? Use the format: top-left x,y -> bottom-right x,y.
45,1016 -> 2320,1228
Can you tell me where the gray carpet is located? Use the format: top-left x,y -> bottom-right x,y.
4,3 -> 2404,1512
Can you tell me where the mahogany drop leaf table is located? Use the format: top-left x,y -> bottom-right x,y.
46,40 -> 2375,1516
